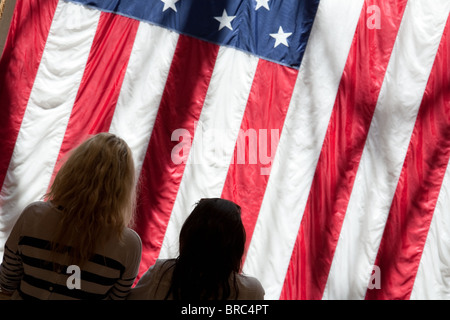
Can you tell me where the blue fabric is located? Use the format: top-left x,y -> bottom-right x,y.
67,0 -> 320,69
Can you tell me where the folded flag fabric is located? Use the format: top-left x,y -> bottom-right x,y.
0,0 -> 449,299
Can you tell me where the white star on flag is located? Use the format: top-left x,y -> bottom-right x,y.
255,0 -> 270,11
214,9 -> 236,31
161,0 -> 179,12
270,26 -> 292,48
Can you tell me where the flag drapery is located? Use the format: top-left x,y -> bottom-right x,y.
0,0 -> 449,300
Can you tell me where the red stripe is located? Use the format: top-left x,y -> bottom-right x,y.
0,0 -> 58,188
221,59 -> 297,256
134,35 -> 219,278
49,12 -> 139,181
366,17 -> 450,300
280,0 -> 407,300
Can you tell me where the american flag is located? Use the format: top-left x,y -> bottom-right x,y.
0,0 -> 449,300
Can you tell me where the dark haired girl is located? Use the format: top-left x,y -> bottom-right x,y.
129,198 -> 264,300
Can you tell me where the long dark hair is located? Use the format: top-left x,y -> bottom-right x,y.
166,198 -> 246,300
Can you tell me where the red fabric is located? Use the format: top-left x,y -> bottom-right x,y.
221,59 -> 298,256
50,12 -> 139,180
134,35 -> 220,277
1,0 -> 449,300
366,16 -> 450,300
280,0 -> 408,300
0,0 -> 58,187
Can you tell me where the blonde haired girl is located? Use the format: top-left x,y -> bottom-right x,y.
0,133 -> 142,299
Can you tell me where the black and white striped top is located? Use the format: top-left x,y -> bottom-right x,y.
0,201 -> 142,300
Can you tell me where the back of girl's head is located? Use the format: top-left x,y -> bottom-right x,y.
168,198 -> 246,300
47,132 -> 136,265
179,198 -> 245,271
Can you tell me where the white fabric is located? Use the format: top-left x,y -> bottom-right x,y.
109,23 -> 179,177
323,0 -> 450,300
159,47 -> 259,259
0,1 -> 99,256
242,0 -> 364,300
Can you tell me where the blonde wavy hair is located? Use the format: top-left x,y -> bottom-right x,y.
46,132 -> 136,266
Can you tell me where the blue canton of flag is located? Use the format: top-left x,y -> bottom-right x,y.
70,0 -> 320,68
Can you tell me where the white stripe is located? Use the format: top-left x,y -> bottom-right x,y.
411,8 -> 450,300
109,22 -> 179,178
323,0 -> 450,300
242,0 -> 364,300
0,1 -> 99,257
411,160 -> 450,299
158,47 -> 259,259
